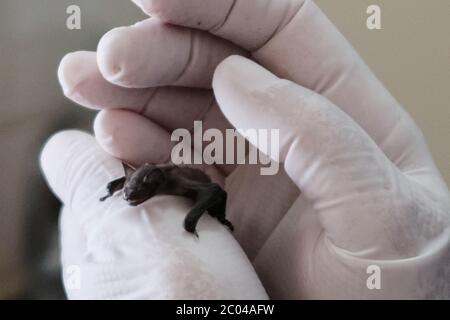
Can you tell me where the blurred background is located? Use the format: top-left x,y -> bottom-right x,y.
0,0 -> 448,299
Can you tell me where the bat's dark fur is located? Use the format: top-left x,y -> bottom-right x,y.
100,163 -> 234,237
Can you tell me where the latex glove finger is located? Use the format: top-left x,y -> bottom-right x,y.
41,130 -> 267,299
94,109 -> 225,184
59,205 -> 90,300
132,0 -> 301,51
59,51 -> 237,175
213,56 -> 450,258
97,18 -> 247,88
133,0 -> 436,174
59,51 -> 222,131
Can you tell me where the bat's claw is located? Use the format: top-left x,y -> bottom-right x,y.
218,218 -> 234,232
99,194 -> 111,202
185,226 -> 200,239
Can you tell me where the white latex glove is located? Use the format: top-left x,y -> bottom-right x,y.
40,131 -> 268,299
43,0 -> 450,299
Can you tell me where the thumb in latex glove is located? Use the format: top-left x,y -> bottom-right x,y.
213,56 -> 450,299
40,130 -> 268,299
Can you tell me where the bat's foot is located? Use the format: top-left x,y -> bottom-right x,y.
185,228 -> 200,239
184,219 -> 200,239
99,194 -> 111,202
100,177 -> 126,202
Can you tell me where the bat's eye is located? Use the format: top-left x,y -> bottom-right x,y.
143,169 -> 164,185
143,170 -> 160,184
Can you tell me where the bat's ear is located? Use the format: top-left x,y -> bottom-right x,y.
122,162 -> 136,178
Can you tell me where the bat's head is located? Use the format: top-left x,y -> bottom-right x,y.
122,163 -> 166,206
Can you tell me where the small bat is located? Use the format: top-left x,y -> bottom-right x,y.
100,163 -> 234,237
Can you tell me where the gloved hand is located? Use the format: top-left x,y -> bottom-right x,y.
41,131 -> 268,299
41,0 -> 450,299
